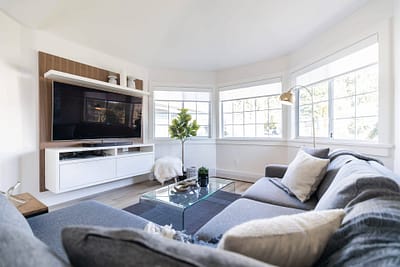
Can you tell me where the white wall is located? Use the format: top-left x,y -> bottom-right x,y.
0,13 -> 37,195
0,11 -> 152,206
214,0 -> 396,181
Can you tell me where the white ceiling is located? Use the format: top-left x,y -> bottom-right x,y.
0,0 -> 369,71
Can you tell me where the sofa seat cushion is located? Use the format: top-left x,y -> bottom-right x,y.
28,200 -> 149,261
62,226 -> 273,267
195,198 -> 304,241
242,177 -> 317,210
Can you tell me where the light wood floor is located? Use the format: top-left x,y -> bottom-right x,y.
50,178 -> 253,211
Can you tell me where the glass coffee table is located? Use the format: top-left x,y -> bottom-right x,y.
140,177 -> 235,230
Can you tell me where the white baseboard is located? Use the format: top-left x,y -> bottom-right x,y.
216,169 -> 263,183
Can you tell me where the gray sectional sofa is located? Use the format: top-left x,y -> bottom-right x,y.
196,150 -> 400,241
1,149 -> 400,266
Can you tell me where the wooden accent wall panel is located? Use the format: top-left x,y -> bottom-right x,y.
38,52 -> 120,192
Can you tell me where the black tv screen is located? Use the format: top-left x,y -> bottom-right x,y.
52,82 -> 142,140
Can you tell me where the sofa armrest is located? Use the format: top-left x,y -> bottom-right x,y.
265,164 -> 288,178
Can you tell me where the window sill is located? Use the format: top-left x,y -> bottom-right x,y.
215,138 -> 393,157
216,138 -> 287,146
288,138 -> 393,149
288,138 -> 393,157
153,138 -> 216,145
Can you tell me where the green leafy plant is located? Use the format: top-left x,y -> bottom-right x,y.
169,108 -> 200,172
198,166 -> 209,177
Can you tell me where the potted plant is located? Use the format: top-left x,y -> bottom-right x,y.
169,108 -> 200,180
198,166 -> 209,187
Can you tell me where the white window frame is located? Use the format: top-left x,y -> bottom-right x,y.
293,35 -> 379,143
152,86 -> 213,140
218,78 -> 283,140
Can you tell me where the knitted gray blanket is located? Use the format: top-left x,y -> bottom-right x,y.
328,149 -> 383,165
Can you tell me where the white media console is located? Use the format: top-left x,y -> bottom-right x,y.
45,144 -> 154,193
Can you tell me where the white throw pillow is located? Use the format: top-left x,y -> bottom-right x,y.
218,209 -> 345,267
281,149 -> 329,202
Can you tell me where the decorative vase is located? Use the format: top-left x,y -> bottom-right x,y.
127,76 -> 136,89
199,175 -> 209,187
108,75 -> 118,84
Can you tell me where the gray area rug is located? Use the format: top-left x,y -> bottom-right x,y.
123,191 -> 240,234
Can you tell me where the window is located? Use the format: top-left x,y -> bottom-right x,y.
153,89 -> 211,138
296,42 -> 379,141
220,80 -> 282,138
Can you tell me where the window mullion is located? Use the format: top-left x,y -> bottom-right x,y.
328,79 -> 334,139
354,76 -> 358,140
295,90 -> 300,138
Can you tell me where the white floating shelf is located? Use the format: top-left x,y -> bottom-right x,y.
44,70 -> 149,97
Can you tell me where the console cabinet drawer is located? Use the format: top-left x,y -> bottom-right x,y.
116,154 -> 154,178
59,159 -> 116,190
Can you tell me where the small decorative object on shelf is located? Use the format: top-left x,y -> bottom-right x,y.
198,167 -> 209,187
107,74 -> 118,84
127,76 -> 136,89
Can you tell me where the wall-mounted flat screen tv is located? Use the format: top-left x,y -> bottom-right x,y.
52,82 -> 142,140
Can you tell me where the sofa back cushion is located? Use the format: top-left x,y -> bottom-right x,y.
62,226 -> 273,267
302,147 -> 330,159
368,160 -> 400,184
315,160 -> 400,210
0,194 -> 33,235
316,155 -> 357,200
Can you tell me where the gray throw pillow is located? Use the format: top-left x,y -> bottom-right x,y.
62,226 -> 273,267
302,147 -> 330,159
0,224 -> 69,267
0,194 -> 33,235
315,161 -> 400,210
